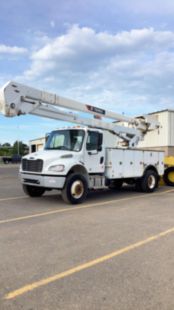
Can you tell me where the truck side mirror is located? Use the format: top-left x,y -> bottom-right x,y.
45,133 -> 50,142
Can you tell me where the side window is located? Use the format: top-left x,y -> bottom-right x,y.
86,131 -> 99,151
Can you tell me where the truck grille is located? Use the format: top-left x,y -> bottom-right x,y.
22,159 -> 43,172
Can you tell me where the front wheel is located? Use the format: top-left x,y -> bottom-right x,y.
138,170 -> 158,193
23,185 -> 45,197
61,173 -> 88,204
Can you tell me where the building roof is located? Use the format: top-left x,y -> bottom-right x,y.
29,137 -> 45,143
148,109 -> 174,115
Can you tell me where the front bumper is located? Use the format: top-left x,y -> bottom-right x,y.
20,172 -> 66,189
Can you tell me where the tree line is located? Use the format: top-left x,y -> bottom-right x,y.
0,141 -> 29,156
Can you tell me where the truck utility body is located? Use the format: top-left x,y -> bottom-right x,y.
0,81 -> 164,203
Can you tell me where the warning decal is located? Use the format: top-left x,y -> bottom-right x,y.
86,105 -> 105,115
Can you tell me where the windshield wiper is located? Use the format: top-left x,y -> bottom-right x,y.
45,146 -> 71,150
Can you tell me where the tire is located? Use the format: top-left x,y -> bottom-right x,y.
61,173 -> 88,204
109,179 -> 123,190
23,185 -> 45,197
138,170 -> 158,193
163,167 -> 174,186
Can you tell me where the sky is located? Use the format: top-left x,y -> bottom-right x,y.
1,0 -> 174,144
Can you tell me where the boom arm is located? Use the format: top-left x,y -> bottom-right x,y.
0,81 -> 160,147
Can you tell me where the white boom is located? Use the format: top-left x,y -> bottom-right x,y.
0,81 -> 159,147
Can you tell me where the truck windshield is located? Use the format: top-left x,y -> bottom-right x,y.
45,129 -> 85,152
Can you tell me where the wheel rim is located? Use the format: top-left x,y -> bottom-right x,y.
168,171 -> 174,183
148,175 -> 156,189
71,180 -> 84,199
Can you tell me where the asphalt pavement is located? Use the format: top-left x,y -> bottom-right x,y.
0,165 -> 174,310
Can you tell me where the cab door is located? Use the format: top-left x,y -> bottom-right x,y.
84,131 -> 105,173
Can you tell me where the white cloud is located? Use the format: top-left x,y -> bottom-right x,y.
21,25 -> 174,115
0,44 -> 27,55
29,26 -> 174,62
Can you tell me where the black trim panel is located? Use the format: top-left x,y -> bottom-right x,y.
88,173 -> 104,176
21,172 -> 66,177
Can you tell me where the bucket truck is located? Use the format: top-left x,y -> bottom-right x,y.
0,81 -> 164,204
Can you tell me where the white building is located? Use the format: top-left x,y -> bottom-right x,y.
138,110 -> 174,156
29,137 -> 46,153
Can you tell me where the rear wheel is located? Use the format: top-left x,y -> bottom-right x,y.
23,185 -> 45,197
61,173 -> 88,204
163,167 -> 174,186
137,170 -> 158,193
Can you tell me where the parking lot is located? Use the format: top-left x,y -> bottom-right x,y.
0,165 -> 174,309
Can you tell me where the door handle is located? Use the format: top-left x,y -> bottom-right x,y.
100,156 -> 104,164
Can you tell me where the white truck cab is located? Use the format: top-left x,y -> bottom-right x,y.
20,127 -> 105,203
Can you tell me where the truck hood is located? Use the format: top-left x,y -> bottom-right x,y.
23,150 -> 83,173
24,150 -> 75,162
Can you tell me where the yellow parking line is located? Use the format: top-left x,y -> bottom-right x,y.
0,177 -> 17,180
0,189 -> 174,225
160,188 -> 174,194
0,196 -> 27,202
0,193 -> 146,224
5,225 -> 174,300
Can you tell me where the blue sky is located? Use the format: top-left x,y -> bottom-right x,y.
1,0 -> 174,144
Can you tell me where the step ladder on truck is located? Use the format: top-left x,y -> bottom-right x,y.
0,81 -> 165,204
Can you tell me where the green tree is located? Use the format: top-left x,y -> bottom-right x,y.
0,143 -> 12,156
0,147 -> 12,156
2,142 -> 11,147
12,141 -> 29,156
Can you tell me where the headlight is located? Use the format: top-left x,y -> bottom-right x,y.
48,165 -> 65,172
